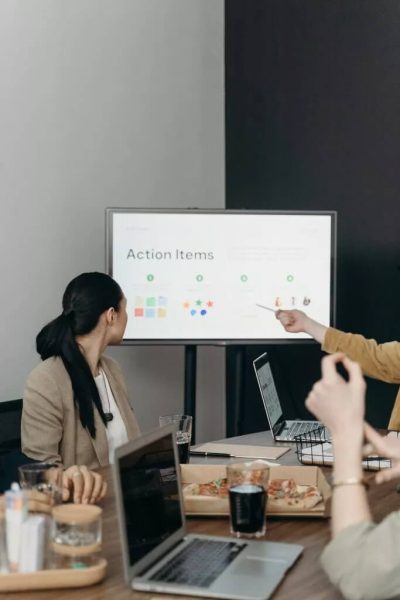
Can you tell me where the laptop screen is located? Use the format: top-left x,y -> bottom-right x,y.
253,353 -> 284,432
118,431 -> 183,567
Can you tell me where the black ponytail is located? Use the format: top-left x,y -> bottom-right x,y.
36,314 -> 72,361
36,272 -> 124,438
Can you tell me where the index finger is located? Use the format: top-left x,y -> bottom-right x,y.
64,468 -> 84,503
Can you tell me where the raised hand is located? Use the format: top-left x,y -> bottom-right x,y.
305,353 -> 366,438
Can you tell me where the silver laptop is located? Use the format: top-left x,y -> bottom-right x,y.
113,424 -> 303,600
253,352 -> 330,442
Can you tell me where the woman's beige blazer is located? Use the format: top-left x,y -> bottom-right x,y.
21,355 -> 141,469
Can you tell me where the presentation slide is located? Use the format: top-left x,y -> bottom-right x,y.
107,210 -> 335,343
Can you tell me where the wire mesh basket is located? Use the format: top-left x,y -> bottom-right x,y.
294,426 -> 392,471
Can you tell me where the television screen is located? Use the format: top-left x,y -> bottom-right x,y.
106,209 -> 336,344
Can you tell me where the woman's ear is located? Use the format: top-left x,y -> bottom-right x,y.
105,307 -> 115,326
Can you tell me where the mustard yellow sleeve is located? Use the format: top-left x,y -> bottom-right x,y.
321,512 -> 400,600
323,328 -> 400,384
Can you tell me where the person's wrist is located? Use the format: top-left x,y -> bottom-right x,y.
304,317 -> 326,342
332,476 -> 368,490
332,432 -> 363,480
333,445 -> 363,476
331,428 -> 363,449
303,316 -> 314,334
333,462 -> 363,481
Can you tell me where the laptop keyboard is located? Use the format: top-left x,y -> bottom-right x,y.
150,538 -> 246,588
284,422 -> 327,440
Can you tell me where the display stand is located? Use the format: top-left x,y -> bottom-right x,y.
184,345 -> 197,444
226,346 -> 246,437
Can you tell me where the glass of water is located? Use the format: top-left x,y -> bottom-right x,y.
159,414 -> 192,463
19,463 -> 63,506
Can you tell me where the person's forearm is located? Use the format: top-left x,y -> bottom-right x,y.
331,434 -> 371,537
303,317 -> 328,344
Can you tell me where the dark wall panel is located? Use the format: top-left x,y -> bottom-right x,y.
226,0 -> 400,430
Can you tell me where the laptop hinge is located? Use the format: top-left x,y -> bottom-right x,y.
274,421 -> 286,436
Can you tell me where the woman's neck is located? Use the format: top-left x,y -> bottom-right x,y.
75,332 -> 107,377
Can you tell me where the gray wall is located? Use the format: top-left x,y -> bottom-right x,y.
0,0 -> 225,441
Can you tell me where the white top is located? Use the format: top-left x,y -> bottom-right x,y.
94,369 -> 128,464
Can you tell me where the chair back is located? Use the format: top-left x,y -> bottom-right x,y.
0,399 -> 23,452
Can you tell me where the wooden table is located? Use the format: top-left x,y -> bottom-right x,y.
3,432 -> 398,600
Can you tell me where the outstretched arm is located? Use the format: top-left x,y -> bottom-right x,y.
276,310 -> 400,386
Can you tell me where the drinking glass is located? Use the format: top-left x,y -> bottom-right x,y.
159,415 -> 192,463
19,463 -> 63,506
227,461 -> 269,538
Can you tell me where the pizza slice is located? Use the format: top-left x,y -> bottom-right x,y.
183,478 -> 229,498
267,478 -> 323,509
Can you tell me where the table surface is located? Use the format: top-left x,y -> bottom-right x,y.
3,431 -> 398,600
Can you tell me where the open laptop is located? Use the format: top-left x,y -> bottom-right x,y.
253,352 -> 330,443
113,424 -> 303,600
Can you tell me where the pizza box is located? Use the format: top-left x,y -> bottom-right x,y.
181,463 -> 332,518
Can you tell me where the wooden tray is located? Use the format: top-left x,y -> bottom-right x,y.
0,558 -> 107,592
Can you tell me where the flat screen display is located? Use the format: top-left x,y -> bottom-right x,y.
106,209 -> 336,344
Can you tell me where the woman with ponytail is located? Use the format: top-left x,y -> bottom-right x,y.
22,272 -> 141,472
